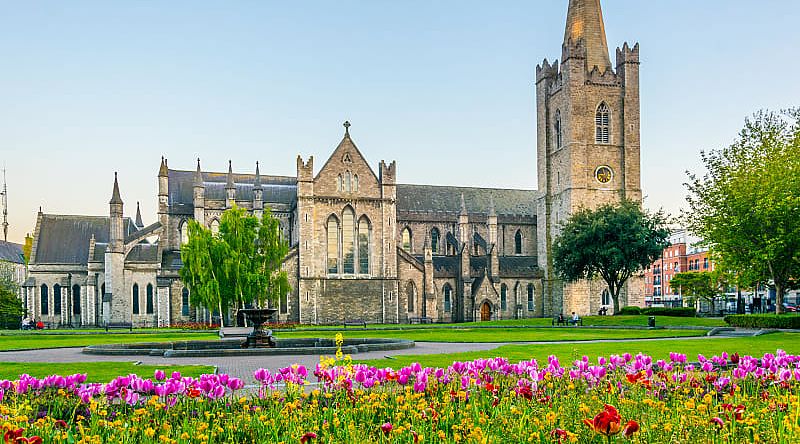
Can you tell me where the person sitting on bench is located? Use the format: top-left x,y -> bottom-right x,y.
570,312 -> 581,326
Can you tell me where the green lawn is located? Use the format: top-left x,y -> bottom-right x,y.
0,332 -> 219,351
0,362 -> 215,382
278,327 -> 705,343
360,332 -> 800,369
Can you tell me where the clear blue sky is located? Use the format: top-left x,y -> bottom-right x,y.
2,1 -> 798,243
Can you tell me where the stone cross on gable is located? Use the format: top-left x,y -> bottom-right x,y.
343,121 -> 351,135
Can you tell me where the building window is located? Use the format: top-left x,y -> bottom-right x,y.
353,174 -> 359,192
601,289 -> 610,306
40,284 -> 49,315
500,284 -> 507,311
209,219 -> 220,235
337,174 -> 343,192
344,172 -> 352,192
181,288 -> 190,316
54,284 -> 61,315
431,228 -> 440,254
407,282 -> 415,313
595,102 -> 610,144
327,216 -> 340,274
280,292 -> 288,314
342,207 -> 355,274
443,284 -> 452,312
514,230 -> 523,255
554,110 -> 563,149
180,220 -> 189,245
358,216 -> 370,274
703,258 -> 709,269
72,285 -> 81,315
146,284 -> 154,314
402,228 -> 412,252
527,284 -> 534,311
132,284 -> 140,315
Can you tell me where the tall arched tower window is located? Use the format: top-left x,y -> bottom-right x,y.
595,102 -> 610,144
358,216 -> 370,274
402,228 -> 412,252
132,284 -> 140,315
554,110 -> 563,149
342,207 -> 355,274
430,228 -> 440,254
514,230 -> 523,255
146,284 -> 154,314
327,216 -> 340,274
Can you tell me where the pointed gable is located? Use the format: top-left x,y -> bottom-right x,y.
564,0 -> 612,72
315,123 -> 381,198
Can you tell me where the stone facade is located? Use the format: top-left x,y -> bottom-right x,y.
23,0 -> 643,325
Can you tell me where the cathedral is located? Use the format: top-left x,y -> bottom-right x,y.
22,0 -> 643,327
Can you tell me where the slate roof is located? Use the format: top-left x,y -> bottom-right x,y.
161,250 -> 183,270
499,256 -> 542,278
126,244 -> 159,263
0,241 -> 24,264
396,185 -> 538,219
33,215 -> 137,265
168,169 -> 297,215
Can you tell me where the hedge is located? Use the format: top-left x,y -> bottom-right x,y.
724,314 -> 800,329
618,306 -> 642,315
641,307 -> 696,317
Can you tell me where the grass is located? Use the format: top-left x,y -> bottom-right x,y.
0,362 -> 215,382
360,332 -> 800,369
278,327 -> 705,342
0,332 -> 219,351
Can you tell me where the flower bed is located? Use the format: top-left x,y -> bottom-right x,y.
1,350 -> 799,443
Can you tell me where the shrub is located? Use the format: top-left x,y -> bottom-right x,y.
724,314 -> 800,329
618,306 -> 642,315
641,307 -> 696,317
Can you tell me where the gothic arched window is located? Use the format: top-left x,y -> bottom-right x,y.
342,207 -> 355,274
430,228 -> 440,254
554,110 -> 563,149
500,284 -> 508,311
179,220 -> 189,245
40,284 -> 49,315
72,285 -> 81,315
353,174 -> 359,192
402,227 -> 412,252
53,284 -> 61,315
407,281 -> 415,313
595,102 -> 610,144
344,172 -> 352,192
443,284 -> 452,312
132,284 -> 140,315
181,288 -> 190,316
327,215 -> 340,274
527,283 -> 535,311
514,230 -> 523,255
337,174 -> 343,192
146,283 -> 154,314
358,216 -> 370,274
209,219 -> 220,235
601,289 -> 611,306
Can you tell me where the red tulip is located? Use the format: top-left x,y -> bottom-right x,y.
299,432 -> 317,444
583,404 -> 622,436
4,428 -> 24,443
710,417 -> 725,428
380,422 -> 393,435
622,420 -> 639,438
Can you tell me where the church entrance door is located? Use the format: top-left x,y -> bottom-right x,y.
480,302 -> 491,322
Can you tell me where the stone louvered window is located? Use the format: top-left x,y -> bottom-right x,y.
500,284 -> 507,311
527,284 -> 535,311
358,217 -> 370,274
132,284 -> 140,315
554,110 -> 563,148
402,228 -> 412,252
146,284 -> 154,314
342,207 -> 355,274
431,228 -> 440,254
595,102 -> 610,144
40,284 -> 49,315
327,216 -> 340,274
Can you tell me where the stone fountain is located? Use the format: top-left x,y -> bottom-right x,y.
238,308 -> 278,348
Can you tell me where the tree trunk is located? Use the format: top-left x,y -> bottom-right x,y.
611,287 -> 621,315
776,283 -> 785,314
218,300 -> 225,328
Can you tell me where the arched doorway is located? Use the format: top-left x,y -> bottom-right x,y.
480,301 -> 491,322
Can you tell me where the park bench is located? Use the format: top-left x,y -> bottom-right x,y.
409,317 -> 433,324
569,317 -> 583,327
343,319 -> 367,329
104,322 -> 133,332
552,316 -> 568,326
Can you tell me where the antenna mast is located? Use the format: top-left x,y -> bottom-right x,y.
1,167 -> 7,242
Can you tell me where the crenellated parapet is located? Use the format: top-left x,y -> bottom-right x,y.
616,42 -> 640,67
535,58 -> 560,85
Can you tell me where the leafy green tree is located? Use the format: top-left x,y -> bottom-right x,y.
0,286 -> 24,329
670,270 -> 726,314
552,200 -> 671,314
180,206 -> 291,325
685,109 -> 800,314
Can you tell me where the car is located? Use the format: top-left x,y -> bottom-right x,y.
782,303 -> 797,312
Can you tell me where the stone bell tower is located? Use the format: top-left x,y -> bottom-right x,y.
536,0 -> 643,316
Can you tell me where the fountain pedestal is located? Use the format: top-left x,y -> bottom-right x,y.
238,308 -> 278,348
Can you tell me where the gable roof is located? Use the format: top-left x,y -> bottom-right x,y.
33,215 -> 137,265
315,132 -> 380,184
396,185 -> 538,219
0,241 -> 24,265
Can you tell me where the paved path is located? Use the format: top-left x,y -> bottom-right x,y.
0,335 -> 725,382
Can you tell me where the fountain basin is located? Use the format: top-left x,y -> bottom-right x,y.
82,337 -> 414,358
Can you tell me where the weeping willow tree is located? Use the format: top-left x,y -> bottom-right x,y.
180,206 -> 291,326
